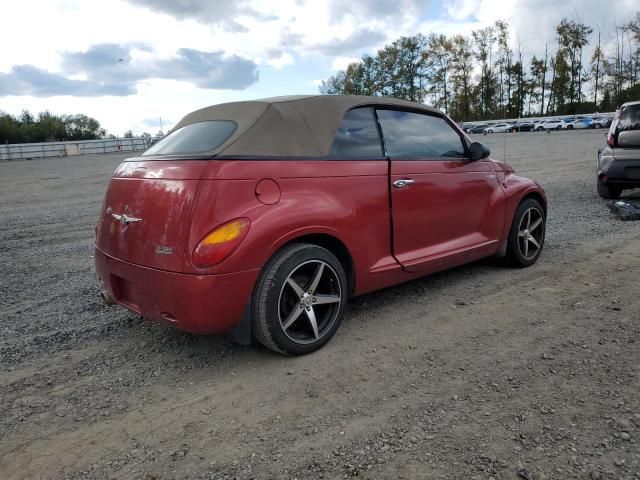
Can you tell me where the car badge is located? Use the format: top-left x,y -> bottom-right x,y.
155,246 -> 174,255
106,207 -> 142,226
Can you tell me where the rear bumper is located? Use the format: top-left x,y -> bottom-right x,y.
599,159 -> 640,185
95,248 -> 259,334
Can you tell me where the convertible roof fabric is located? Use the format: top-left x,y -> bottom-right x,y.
172,95 -> 440,157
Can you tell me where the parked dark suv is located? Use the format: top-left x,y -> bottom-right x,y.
597,100 -> 640,199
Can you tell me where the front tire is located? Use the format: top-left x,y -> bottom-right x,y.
505,198 -> 546,268
597,179 -> 622,199
252,243 -> 348,355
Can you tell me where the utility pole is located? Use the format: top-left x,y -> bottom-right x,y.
541,43 -> 547,116
594,30 -> 601,108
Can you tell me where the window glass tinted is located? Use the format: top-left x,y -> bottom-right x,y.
142,120 -> 237,156
330,107 -> 383,158
377,110 -> 466,159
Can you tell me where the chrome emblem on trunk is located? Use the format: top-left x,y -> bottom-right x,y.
106,207 -> 142,225
155,246 -> 174,255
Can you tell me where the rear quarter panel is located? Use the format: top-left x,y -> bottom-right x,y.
187,160 -> 392,294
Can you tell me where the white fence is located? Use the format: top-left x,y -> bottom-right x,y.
0,137 -> 152,161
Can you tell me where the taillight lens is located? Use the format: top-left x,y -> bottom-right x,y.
192,218 -> 250,268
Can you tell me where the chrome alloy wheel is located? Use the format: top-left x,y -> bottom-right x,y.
518,207 -> 544,260
278,260 -> 342,345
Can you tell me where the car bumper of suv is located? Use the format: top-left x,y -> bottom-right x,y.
599,159 -> 640,184
95,248 -> 259,334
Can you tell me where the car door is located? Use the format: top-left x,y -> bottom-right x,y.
376,109 -> 505,273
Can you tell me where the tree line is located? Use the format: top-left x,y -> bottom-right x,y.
321,13 -> 640,122
0,110 -> 107,144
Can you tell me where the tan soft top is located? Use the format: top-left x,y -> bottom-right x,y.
172,95 -> 440,157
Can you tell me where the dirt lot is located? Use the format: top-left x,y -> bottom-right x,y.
1,129 -> 639,480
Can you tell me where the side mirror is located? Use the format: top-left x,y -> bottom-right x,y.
618,130 -> 640,148
469,142 -> 490,161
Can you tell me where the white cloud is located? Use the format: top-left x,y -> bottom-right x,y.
442,0 -> 638,60
266,53 -> 295,69
2,0 -> 639,134
445,0 -> 480,21
331,57 -> 361,71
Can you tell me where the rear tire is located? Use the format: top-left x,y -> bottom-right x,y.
505,198 -> 545,268
597,179 -> 622,199
252,243 -> 348,355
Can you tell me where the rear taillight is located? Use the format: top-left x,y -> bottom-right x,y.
608,110 -> 621,146
192,218 -> 250,268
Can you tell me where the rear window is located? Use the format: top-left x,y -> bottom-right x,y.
617,105 -> 640,132
142,120 -> 237,157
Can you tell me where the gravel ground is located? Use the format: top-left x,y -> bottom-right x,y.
1,129 -> 639,480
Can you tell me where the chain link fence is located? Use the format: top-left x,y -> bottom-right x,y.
0,137 -> 152,161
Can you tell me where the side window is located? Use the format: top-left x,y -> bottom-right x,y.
376,109 -> 466,159
330,107 -> 384,158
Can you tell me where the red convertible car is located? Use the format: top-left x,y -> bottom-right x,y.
96,95 -> 546,355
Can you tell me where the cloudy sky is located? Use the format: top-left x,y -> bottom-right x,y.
1,0 -> 638,135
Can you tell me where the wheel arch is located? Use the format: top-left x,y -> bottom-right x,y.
521,191 -> 547,216
496,186 -> 547,258
272,233 -> 356,296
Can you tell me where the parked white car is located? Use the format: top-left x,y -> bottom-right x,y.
537,120 -> 565,131
484,123 -> 513,133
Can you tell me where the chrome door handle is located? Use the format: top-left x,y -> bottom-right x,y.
393,179 -> 415,188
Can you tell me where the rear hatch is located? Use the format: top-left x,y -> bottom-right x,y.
96,160 -> 207,272
96,119 -> 238,272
